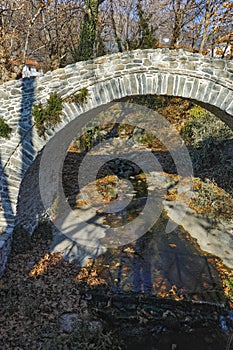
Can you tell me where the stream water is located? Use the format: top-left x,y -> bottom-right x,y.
61,151 -> 225,304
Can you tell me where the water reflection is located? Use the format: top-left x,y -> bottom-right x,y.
63,152 -> 224,303
93,217 -> 223,302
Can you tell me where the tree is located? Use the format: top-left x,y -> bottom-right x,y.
72,0 -> 106,62
99,0 -> 139,52
188,0 -> 233,56
0,1 -> 25,81
133,0 -> 158,49
109,0 -> 123,52
0,0 -> 84,78
167,0 -> 204,49
206,1 -> 232,57
0,0 -> 232,84
31,0 -> 84,70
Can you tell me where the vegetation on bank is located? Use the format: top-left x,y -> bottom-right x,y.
191,178 -> 233,223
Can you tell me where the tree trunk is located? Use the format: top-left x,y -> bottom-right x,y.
110,0 -> 123,53
170,17 -> 181,49
170,0 -> 183,49
199,1 -> 211,53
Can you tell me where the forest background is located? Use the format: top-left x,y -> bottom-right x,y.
0,0 -> 232,82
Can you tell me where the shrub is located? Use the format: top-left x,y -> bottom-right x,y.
181,110 -> 233,147
225,278 -> 233,301
79,126 -> 101,152
191,178 -> 233,222
73,87 -> 89,105
0,118 -> 12,139
32,93 -> 63,138
64,87 -> 89,105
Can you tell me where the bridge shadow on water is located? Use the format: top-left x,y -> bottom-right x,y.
91,217 -> 224,304
15,140 -> 232,302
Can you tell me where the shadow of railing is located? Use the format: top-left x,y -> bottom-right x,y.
0,154 -> 14,232
19,77 -> 35,178
0,77 -> 36,275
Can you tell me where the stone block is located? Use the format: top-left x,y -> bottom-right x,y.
126,63 -> 142,69
156,74 -> 163,94
183,81 -> 193,98
202,81 -> 214,103
194,80 -> 208,101
108,79 -> 120,100
11,88 -> 21,96
94,57 -> 107,64
115,64 -> 125,71
177,76 -> 186,96
167,75 -> 175,95
102,81 -> 114,101
145,76 -> 153,94
0,90 -> 9,99
212,60 -> 225,69
128,74 -> 138,95
202,68 -> 213,75
136,73 -> 147,95
133,59 -> 142,63
221,93 -> 233,112
215,88 -> 229,108
226,100 -> 233,116
143,59 -> 152,66
161,74 -> 168,95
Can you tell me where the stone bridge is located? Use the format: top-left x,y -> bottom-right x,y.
0,48 -> 233,275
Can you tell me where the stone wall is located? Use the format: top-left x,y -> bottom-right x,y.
0,48 -> 233,276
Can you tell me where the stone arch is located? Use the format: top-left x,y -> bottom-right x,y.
0,48 -> 233,274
